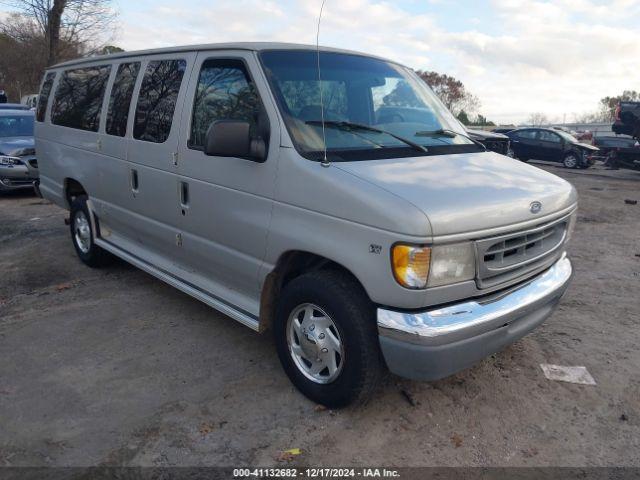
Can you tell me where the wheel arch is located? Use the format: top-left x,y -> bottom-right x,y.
63,177 -> 88,208
258,250 -> 371,332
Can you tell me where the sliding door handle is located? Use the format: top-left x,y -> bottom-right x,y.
130,169 -> 139,193
179,181 -> 189,209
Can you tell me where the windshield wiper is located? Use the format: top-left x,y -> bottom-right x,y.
306,120 -> 428,153
415,128 -> 487,151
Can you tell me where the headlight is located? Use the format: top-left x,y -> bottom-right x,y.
391,244 -> 431,289
391,241 -> 476,289
0,156 -> 22,166
427,242 -> 476,287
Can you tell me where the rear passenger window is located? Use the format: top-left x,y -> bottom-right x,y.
106,62 -> 141,137
36,72 -> 56,122
133,59 -> 186,143
51,66 -> 111,131
189,59 -> 259,149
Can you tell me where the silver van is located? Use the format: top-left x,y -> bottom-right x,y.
35,43 -> 575,407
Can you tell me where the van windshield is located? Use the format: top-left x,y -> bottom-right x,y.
259,50 -> 479,161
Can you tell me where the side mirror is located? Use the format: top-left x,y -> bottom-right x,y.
204,120 -> 267,162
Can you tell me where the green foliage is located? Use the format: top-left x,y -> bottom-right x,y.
456,110 -> 470,125
100,45 -> 125,55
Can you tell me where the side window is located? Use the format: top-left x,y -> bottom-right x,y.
133,59 -> 186,143
36,72 -> 56,122
51,65 -> 111,131
190,59 -> 260,149
538,130 -> 561,143
106,62 -> 141,137
515,130 -> 536,140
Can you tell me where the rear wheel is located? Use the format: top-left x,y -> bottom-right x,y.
69,196 -> 113,268
563,152 -> 580,169
274,269 -> 384,408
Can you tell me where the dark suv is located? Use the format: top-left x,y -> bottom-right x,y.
506,127 -> 597,168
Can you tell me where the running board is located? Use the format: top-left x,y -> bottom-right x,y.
95,238 -> 260,332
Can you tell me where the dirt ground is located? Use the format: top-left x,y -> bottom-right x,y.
0,162 -> 639,468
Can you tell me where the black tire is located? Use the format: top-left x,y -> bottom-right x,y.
274,269 -> 384,408
69,195 -> 113,268
563,152 -> 580,169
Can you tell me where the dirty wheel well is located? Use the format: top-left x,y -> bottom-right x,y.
259,251 -> 368,332
64,178 -> 87,207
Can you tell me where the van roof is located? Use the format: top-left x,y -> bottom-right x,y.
51,42 -> 396,69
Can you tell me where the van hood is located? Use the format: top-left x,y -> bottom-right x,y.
335,151 -> 576,238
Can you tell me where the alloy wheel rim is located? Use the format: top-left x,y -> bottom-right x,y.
565,155 -> 578,168
74,211 -> 91,254
287,303 -> 345,384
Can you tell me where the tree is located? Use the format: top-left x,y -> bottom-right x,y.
99,44 -> 124,55
469,114 -> 495,126
416,70 -> 480,116
597,90 -> 639,121
1,0 -> 117,66
527,112 -> 549,126
456,110 -> 470,125
0,14 -> 54,100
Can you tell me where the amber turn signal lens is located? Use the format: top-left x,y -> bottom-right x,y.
391,244 -> 431,289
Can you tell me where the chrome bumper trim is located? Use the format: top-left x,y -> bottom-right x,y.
377,253 -> 572,346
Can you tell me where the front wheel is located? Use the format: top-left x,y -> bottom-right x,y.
274,269 -> 384,408
563,152 -> 580,169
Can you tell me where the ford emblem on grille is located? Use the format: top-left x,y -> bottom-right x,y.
530,201 -> 542,214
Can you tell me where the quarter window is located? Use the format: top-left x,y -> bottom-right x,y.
106,62 -> 141,137
133,59 -> 186,143
36,72 -> 56,122
51,65 -> 111,131
190,59 -> 260,149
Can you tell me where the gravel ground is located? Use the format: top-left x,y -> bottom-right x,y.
0,163 -> 639,468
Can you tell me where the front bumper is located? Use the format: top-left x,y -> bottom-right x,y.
0,163 -> 37,191
377,254 -> 572,380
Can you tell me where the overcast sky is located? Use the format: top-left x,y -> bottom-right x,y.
4,0 -> 640,124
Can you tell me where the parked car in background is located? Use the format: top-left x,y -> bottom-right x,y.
492,127 -> 515,134
592,135 -> 640,171
0,103 -> 31,111
506,127 -> 597,168
613,102 -> 640,140
0,109 -> 38,192
573,130 -> 593,143
466,128 -> 513,156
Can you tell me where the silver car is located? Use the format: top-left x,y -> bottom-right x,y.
35,43 -> 575,407
0,109 -> 38,192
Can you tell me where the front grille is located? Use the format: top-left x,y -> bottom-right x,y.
475,216 -> 569,288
